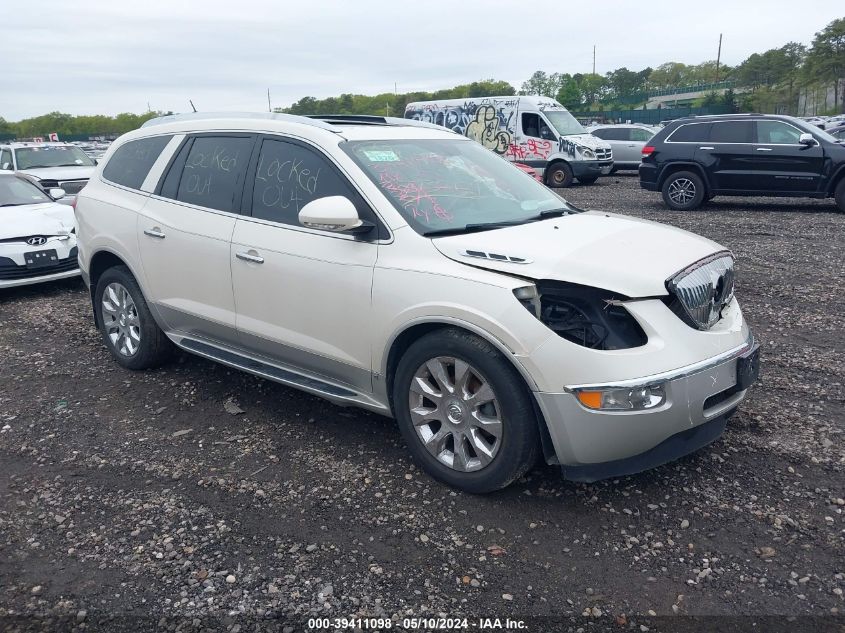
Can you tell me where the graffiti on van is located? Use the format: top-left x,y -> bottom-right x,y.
406,99 -> 513,155
558,137 -> 578,158
505,138 -> 553,161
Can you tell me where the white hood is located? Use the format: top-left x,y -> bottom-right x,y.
565,133 -> 610,151
0,202 -> 76,240
17,166 -> 96,181
431,211 -> 726,297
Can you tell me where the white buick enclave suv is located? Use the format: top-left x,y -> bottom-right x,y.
75,112 -> 759,492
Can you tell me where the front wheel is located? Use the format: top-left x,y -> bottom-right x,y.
835,178 -> 845,213
392,328 -> 539,493
661,170 -> 706,210
94,266 -> 173,370
545,162 -> 574,188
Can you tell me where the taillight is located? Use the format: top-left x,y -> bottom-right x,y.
642,145 -> 656,158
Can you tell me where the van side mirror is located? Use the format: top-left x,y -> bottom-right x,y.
1,162 -> 11,171
49,188 -> 66,200
798,133 -> 817,146
298,196 -> 373,234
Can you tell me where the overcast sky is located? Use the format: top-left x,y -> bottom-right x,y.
2,1 -> 842,120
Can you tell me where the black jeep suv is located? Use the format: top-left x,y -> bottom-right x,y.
639,114 -> 845,211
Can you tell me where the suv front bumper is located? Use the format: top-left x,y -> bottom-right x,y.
534,336 -> 759,481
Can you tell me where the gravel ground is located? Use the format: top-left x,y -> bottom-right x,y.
0,175 -> 843,633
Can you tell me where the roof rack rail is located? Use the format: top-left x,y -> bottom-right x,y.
140,111 -> 337,131
306,114 -> 458,134
691,112 -> 763,118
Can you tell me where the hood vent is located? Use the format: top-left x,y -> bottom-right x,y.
461,249 -> 532,264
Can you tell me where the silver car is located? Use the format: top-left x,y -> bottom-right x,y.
588,125 -> 657,171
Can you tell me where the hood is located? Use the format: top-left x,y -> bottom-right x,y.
431,211 -> 725,297
17,166 -> 96,181
0,202 -> 76,240
563,133 -> 611,151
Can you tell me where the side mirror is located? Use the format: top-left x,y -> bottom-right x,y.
0,162 -> 11,171
799,133 -> 817,146
298,196 -> 372,234
94,159 -> 99,165
49,188 -> 66,200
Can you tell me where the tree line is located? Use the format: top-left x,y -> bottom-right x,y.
2,17 -> 843,139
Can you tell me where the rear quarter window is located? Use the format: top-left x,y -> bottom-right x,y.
666,123 -> 711,143
102,136 -> 173,190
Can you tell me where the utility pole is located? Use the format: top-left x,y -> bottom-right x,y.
715,34 -> 723,83
592,45 -> 596,75
267,88 -> 272,113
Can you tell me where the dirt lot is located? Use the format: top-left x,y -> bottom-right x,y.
1,176 -> 843,632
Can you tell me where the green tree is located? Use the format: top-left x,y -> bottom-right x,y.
803,18 -> 845,111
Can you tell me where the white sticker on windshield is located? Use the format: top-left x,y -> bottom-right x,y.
363,150 -> 399,162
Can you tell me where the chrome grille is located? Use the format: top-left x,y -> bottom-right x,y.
596,148 -> 612,160
666,253 -> 735,330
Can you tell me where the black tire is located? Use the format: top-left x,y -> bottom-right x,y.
577,175 -> 599,185
835,178 -> 845,213
545,162 -> 574,188
661,170 -> 706,210
392,328 -> 539,493
94,265 -> 173,370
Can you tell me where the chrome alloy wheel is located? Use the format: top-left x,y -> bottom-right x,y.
667,177 -> 697,205
408,356 -> 503,472
101,282 -> 141,357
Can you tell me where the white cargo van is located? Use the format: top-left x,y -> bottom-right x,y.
404,96 -> 613,187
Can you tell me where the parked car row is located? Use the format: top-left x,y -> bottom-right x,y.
0,141 -> 98,203
800,114 -> 845,130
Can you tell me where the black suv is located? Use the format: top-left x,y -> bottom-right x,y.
639,114 -> 845,211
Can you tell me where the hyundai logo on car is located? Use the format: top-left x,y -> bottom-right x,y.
26,236 -> 48,246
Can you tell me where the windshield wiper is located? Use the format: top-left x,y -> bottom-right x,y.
0,203 -> 29,207
424,220 -> 527,237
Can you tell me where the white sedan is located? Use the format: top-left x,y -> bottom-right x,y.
0,173 -> 79,289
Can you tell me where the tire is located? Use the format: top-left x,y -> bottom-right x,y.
392,328 -> 539,493
94,265 -> 173,370
577,175 -> 599,185
661,170 -> 706,210
545,162 -> 574,188
835,178 -> 845,213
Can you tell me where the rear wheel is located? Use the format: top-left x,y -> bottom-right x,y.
577,175 -> 599,185
661,170 -> 706,210
545,162 -> 574,188
835,179 -> 845,213
95,266 -> 173,370
392,328 -> 539,493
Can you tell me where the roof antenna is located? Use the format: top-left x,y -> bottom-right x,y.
189,99 -> 197,113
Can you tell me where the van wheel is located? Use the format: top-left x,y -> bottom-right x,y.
392,328 -> 539,493
577,175 -> 599,185
662,171 -> 705,210
835,179 -> 845,213
545,162 -> 574,188
94,266 -> 173,370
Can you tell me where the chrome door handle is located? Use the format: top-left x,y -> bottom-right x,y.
756,147 -> 773,151
699,146 -> 714,150
143,228 -> 165,239
236,251 -> 264,264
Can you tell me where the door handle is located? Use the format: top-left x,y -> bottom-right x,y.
143,228 -> 165,239
756,147 -> 773,151
699,146 -> 714,150
236,251 -> 264,264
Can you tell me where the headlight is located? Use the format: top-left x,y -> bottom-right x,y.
666,252 -> 735,330
574,384 -> 666,411
582,148 -> 596,159
514,282 -> 647,350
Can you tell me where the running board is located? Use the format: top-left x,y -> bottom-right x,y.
174,336 -> 389,413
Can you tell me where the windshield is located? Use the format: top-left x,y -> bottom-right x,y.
0,176 -> 51,206
343,139 -> 575,235
543,109 -> 586,136
14,145 -> 95,170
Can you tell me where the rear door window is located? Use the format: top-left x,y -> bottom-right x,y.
630,128 -> 654,142
708,121 -> 753,143
102,135 -> 173,190
163,135 -> 254,212
667,123 -> 711,142
592,128 -> 629,141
